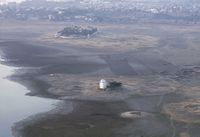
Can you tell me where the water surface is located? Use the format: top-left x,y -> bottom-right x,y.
0,59 -> 58,137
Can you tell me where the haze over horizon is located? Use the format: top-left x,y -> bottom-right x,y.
0,0 -> 197,4
0,0 -> 69,5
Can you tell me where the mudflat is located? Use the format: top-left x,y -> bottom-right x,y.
1,20 -> 200,137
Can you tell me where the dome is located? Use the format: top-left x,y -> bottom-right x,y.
99,79 -> 108,90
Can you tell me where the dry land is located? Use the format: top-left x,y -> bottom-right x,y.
1,20 -> 200,137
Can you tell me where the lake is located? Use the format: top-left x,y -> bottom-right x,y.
0,58 -> 58,137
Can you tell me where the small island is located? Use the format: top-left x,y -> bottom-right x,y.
55,26 -> 98,38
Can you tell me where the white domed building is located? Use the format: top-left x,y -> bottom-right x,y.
99,79 -> 108,90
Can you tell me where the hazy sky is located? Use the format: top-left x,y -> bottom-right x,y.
0,0 -> 70,3
0,0 -> 25,3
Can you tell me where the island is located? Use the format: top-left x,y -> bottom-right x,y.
55,26 -> 98,38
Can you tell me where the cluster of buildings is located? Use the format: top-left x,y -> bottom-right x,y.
0,0 -> 200,23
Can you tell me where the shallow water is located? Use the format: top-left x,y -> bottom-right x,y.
0,59 -> 58,137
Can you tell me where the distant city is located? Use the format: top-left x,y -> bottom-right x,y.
1,0 -> 200,24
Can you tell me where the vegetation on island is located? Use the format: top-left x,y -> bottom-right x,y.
56,26 -> 98,38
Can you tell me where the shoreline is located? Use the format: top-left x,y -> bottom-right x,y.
0,56 -> 62,137
0,42 -> 133,137
0,41 -> 166,137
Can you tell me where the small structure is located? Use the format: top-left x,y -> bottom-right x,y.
99,79 -> 108,90
108,81 -> 122,89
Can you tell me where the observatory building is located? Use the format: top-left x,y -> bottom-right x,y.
99,79 -> 108,90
